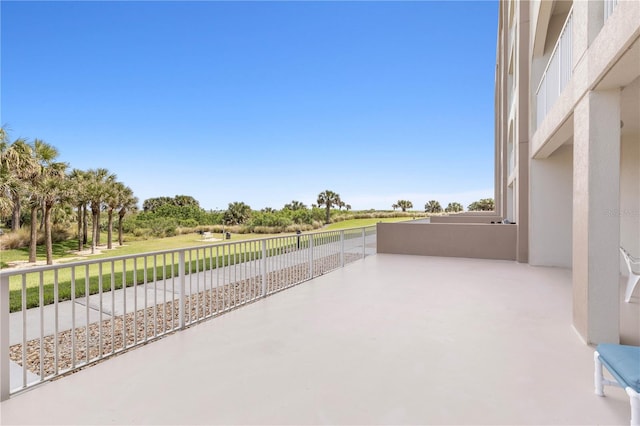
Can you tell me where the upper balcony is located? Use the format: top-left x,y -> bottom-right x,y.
1,245 -> 638,424
535,6 -> 574,130
533,0 -> 625,137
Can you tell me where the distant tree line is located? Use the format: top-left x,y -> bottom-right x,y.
466,198 -> 495,211
389,198 -> 495,214
127,191 -> 352,237
2,126 -> 490,256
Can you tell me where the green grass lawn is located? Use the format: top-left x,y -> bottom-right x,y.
1,231 -> 282,266
324,217 -> 413,230
1,238 -> 83,267
2,219 -> 397,267
2,233 -> 290,311
1,220 -> 387,311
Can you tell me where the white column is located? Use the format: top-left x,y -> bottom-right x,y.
572,89 -> 621,344
1,274 -> 9,401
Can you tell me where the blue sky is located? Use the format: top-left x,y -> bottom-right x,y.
1,0 -> 498,211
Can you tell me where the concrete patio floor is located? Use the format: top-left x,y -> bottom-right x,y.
1,254 -> 637,425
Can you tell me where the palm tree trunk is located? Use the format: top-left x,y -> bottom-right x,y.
107,210 -> 113,250
82,206 -> 88,245
44,204 -> 53,265
29,205 -> 38,262
77,203 -> 83,251
118,213 -> 124,246
11,194 -> 21,231
96,210 -> 101,244
39,200 -> 45,230
325,206 -> 331,224
91,210 -> 98,254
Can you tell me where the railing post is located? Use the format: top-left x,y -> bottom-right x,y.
178,251 -> 186,330
362,228 -> 366,259
1,273 -> 10,401
308,235 -> 314,279
261,240 -> 267,297
340,230 -> 345,268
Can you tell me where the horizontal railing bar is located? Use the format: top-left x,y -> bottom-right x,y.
0,226 -> 375,278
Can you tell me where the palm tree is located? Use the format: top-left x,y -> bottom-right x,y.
69,169 -> 90,251
424,200 -> 443,213
2,138 -> 37,231
0,130 -> 18,218
317,190 -> 341,224
345,204 -> 351,211
86,168 -> 116,253
25,140 -> 60,262
117,186 -> 137,246
396,200 -> 413,212
104,181 -> 123,250
40,161 -> 69,264
284,200 -> 307,211
392,203 -> 398,211
105,181 -> 137,249
224,201 -> 252,225
445,202 -> 463,213
0,164 -> 13,218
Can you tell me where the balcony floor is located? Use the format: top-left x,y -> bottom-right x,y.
1,254 -> 636,425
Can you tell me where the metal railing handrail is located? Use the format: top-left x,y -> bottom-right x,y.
1,225 -> 377,400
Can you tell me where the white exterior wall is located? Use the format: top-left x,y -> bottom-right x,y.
619,77 -> 640,267
529,145 -> 573,267
497,0 -> 640,343
620,135 -> 640,265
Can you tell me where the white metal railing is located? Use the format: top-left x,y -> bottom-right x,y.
509,21 -> 516,54
604,0 -> 618,21
0,226 -> 376,400
535,7 -> 574,130
508,146 -> 515,176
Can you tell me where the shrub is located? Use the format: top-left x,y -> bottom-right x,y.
0,226 -> 72,250
178,219 -> 199,228
144,217 -> 178,238
290,209 -> 313,224
0,228 -> 33,249
284,223 -> 318,232
249,212 -> 293,229
132,228 -> 152,239
208,225 -> 243,234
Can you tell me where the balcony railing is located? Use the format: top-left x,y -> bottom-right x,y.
508,146 -> 515,176
535,7 -> 574,130
604,0 -> 618,21
0,226 -> 377,400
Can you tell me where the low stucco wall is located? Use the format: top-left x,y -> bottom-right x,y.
430,215 -> 503,224
456,211 -> 497,216
377,222 -> 517,260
